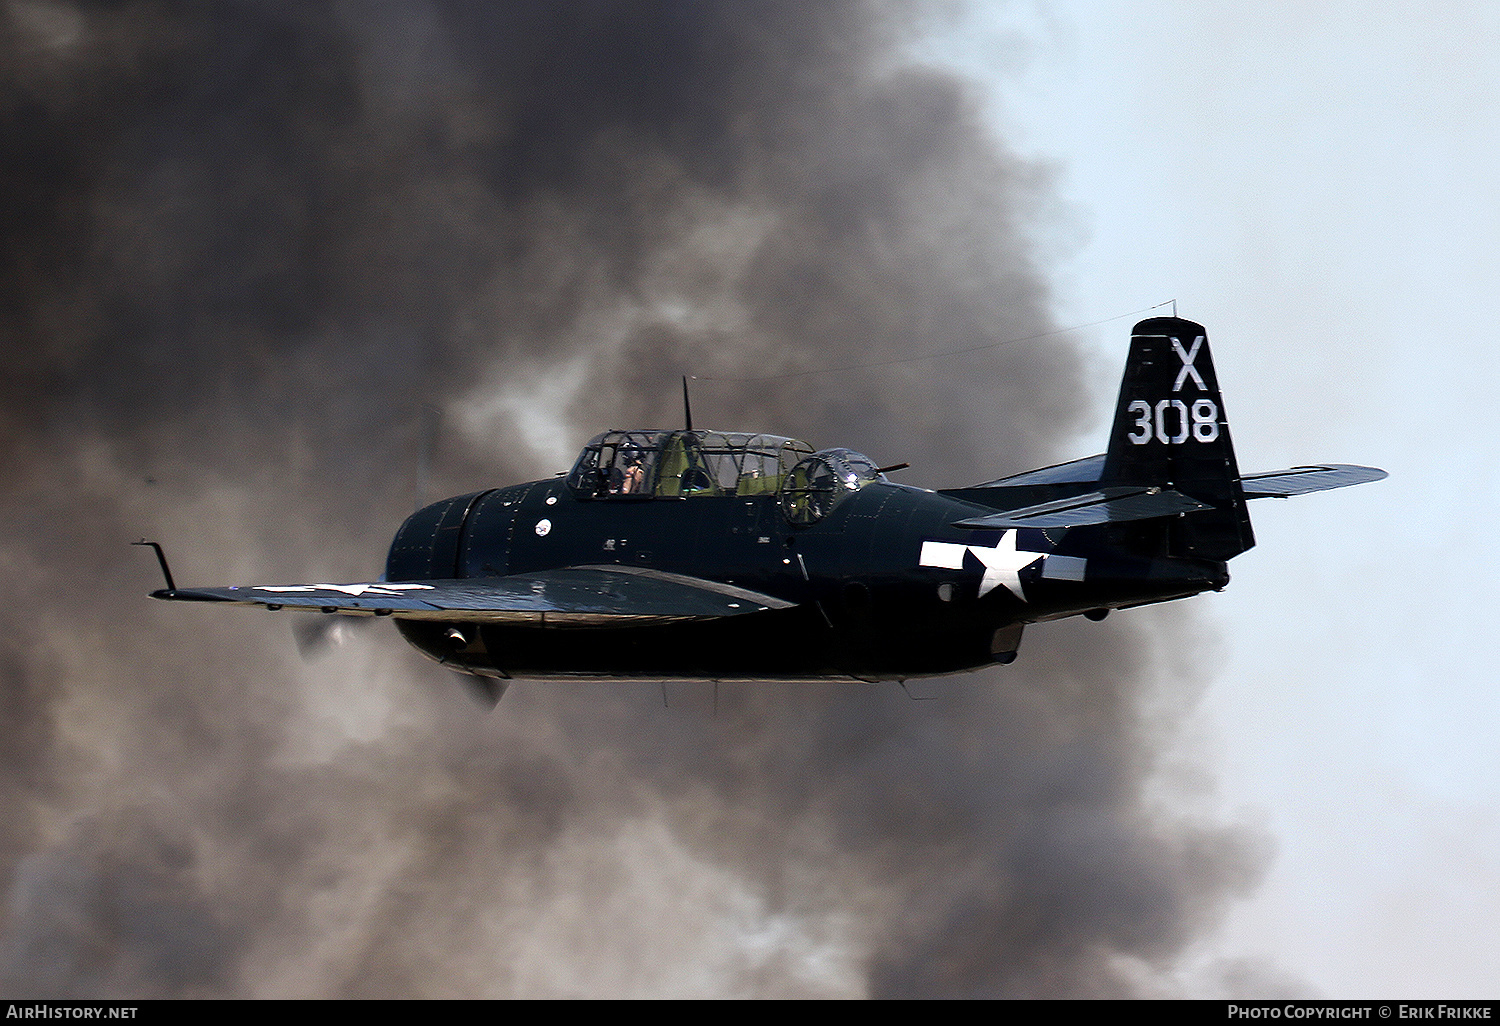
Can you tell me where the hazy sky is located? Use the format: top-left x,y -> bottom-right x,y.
945,0 -> 1500,996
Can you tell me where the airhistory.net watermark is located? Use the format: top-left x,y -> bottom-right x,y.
5,1007 -> 137,1020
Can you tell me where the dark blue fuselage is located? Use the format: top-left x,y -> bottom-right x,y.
385,476 -> 1226,681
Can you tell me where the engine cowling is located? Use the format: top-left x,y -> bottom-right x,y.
384,490 -> 492,581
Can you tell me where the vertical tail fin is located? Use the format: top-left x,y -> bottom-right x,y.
1101,317 -> 1254,560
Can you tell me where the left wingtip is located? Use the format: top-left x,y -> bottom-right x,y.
133,539 -> 178,593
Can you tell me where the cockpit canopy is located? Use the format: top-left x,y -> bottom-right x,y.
566,431 -> 884,523
567,430 -> 816,500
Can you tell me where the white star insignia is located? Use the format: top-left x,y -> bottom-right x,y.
967,532 -> 1044,600
255,582 -> 434,596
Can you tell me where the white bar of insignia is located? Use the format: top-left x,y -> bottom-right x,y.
919,541 -> 968,570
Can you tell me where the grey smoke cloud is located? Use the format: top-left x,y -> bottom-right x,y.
0,0 -> 1268,997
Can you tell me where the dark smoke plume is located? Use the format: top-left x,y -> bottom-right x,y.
1,0 -> 1269,997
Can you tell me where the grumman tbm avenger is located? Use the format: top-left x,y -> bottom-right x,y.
139,318 -> 1384,700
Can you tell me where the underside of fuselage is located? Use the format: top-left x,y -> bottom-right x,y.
397,606 -> 1002,682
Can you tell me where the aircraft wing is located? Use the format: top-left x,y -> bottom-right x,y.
152,564 -> 796,625
1239,464 -> 1388,498
950,486 -> 1214,530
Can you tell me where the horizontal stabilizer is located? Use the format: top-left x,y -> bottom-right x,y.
966,453 -> 1106,489
154,564 -> 795,625
1240,464 -> 1387,498
952,487 -> 1213,530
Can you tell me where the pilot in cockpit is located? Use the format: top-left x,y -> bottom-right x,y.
612,451 -> 646,495
622,455 -> 646,494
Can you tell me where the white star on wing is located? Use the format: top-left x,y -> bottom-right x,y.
254,582 -> 433,596
969,531 -> 1044,600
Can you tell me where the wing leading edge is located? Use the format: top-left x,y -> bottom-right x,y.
153,564 -> 796,626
